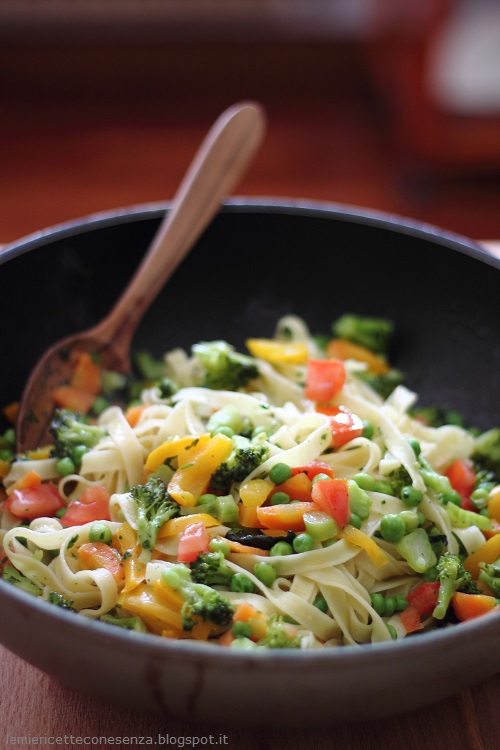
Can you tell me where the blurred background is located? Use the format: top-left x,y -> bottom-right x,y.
1,0 -> 499,244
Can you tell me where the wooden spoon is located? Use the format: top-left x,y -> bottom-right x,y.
16,101 -> 266,452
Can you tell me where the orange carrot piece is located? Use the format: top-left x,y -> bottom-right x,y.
77,542 -> 124,585
238,505 -> 262,528
451,591 -> 497,621
256,501 -> 318,532
69,351 -> 102,395
52,385 -> 95,413
125,403 -> 149,428
233,600 -> 266,623
270,473 -> 313,503
226,539 -> 269,556
5,469 -> 42,496
3,401 -> 19,425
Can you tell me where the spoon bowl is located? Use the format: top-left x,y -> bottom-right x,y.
16,101 -> 266,452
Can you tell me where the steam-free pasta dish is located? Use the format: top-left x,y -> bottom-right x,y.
1,314 -> 499,649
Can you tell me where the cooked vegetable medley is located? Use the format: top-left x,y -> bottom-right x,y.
1,313 -> 499,649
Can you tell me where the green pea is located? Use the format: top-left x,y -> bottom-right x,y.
400,485 -> 424,507
207,405 -> 243,436
374,480 -> 394,495
232,621 -> 253,638
313,594 -> 328,613
292,533 -> 314,554
407,438 -> 421,457
439,490 -> 460,507
347,479 -> 371,520
71,444 -> 89,466
303,512 -> 338,542
352,473 -> 376,491
0,448 -> 13,462
211,425 -> 234,438
269,541 -> 294,557
92,396 -> 109,416
269,462 -> 293,485
322,538 -> 337,548
209,538 -> 231,557
362,421 -> 374,439
380,514 -> 406,543
88,522 -> 113,544
394,595 -> 408,612
386,623 -> 398,640
370,592 -> 385,616
56,456 -> 76,477
384,597 -> 396,617
349,512 -> 362,529
230,573 -> 255,593
270,492 -> 290,505
254,561 -> 277,587
399,510 -> 419,532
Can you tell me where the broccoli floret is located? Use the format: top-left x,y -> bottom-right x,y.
50,408 -> 107,461
257,615 -> 301,649
332,314 -> 394,354
192,340 -> 259,392
478,558 -> 500,597
47,591 -> 75,610
2,565 -> 43,597
473,429 -> 500,479
411,406 -> 465,428
163,564 -> 234,633
100,613 -> 148,632
433,552 -> 479,620
190,550 -> 234,586
130,476 -> 180,563
157,377 -> 178,400
358,369 -> 405,400
133,351 -> 167,381
210,435 -> 269,494
388,466 -> 414,497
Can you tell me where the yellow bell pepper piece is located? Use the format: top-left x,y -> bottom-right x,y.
488,485 -> 500,523
326,339 -> 390,375
157,513 -> 220,539
112,522 -> 146,592
145,434 -> 210,473
117,582 -> 183,635
239,478 -> 274,508
464,534 -> 500,578
340,524 -> 389,567
168,432 -> 233,506
246,338 -> 308,365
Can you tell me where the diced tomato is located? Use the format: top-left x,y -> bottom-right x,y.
291,461 -> 335,481
304,359 -> 346,403
256,501 -> 319,532
311,478 -> 350,528
445,459 -> 476,511
270,472 -> 313,503
406,581 -> 440,617
400,604 -> 423,633
177,521 -> 210,563
316,405 -> 364,448
61,485 -> 111,527
4,482 -> 66,521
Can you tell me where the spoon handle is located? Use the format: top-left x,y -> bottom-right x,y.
92,101 -> 266,354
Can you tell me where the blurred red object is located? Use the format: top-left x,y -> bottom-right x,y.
364,0 -> 500,173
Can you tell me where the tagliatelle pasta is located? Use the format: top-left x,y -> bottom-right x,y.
1,313 -> 499,648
